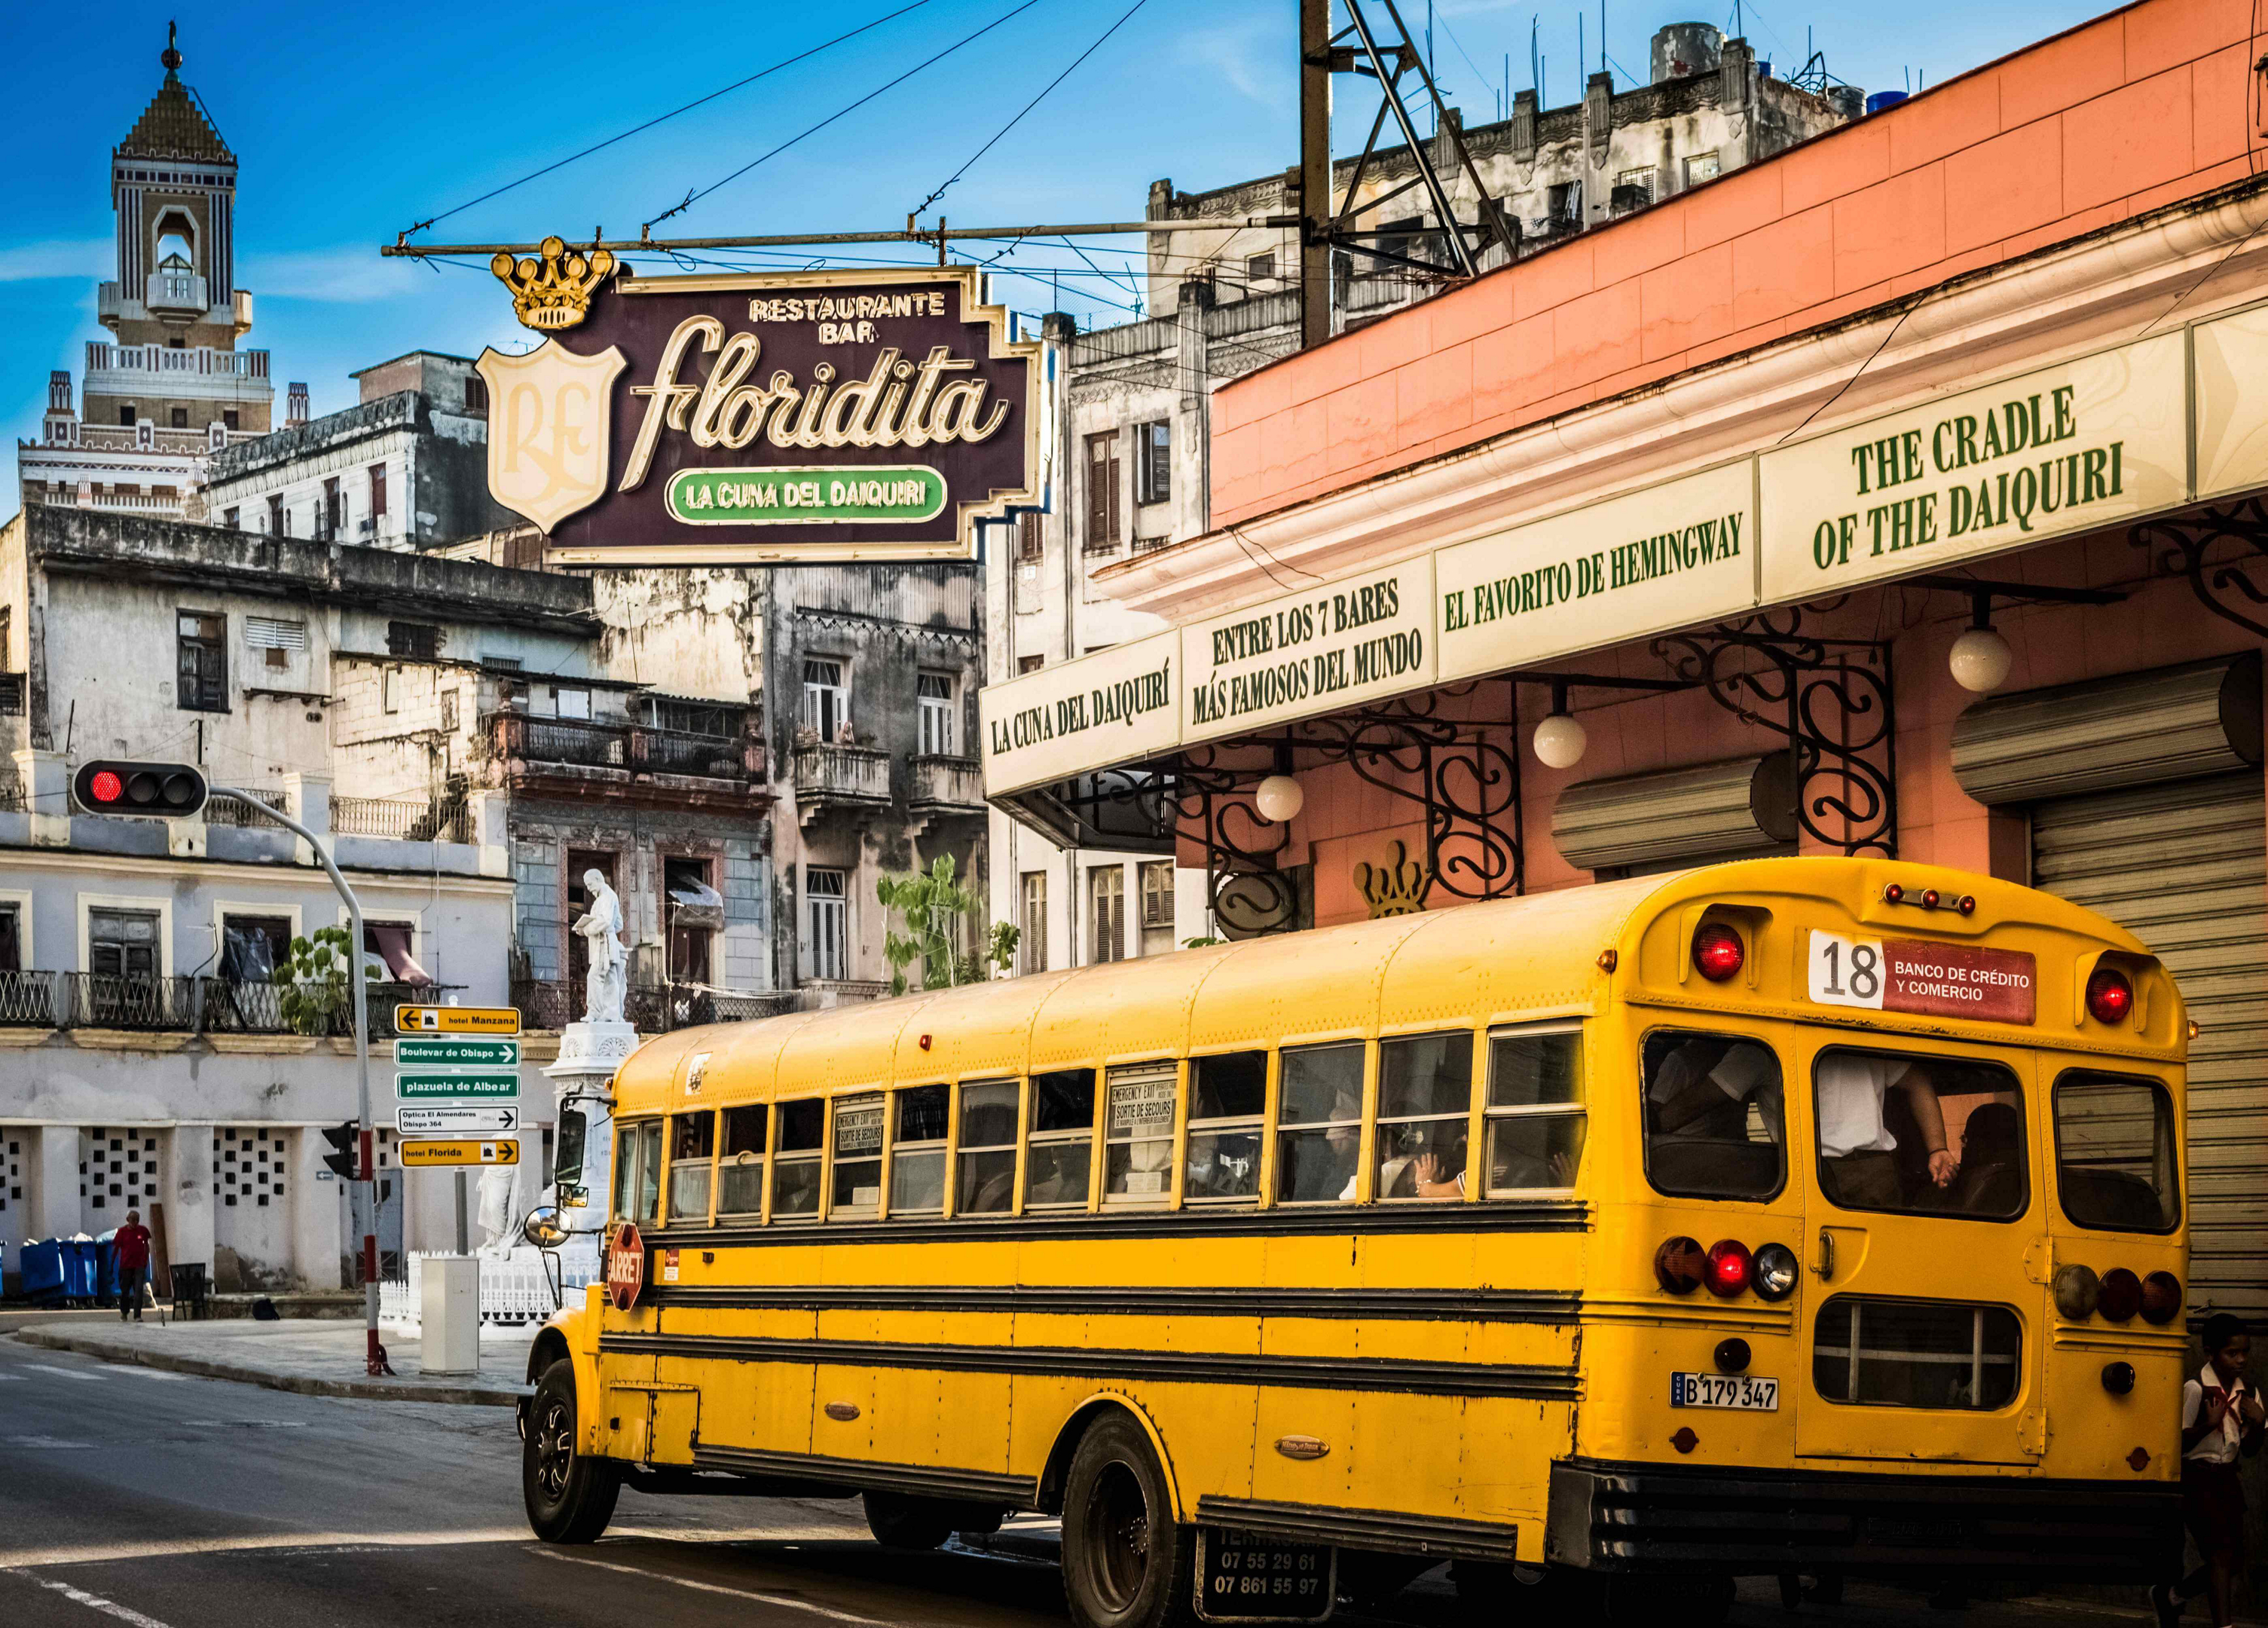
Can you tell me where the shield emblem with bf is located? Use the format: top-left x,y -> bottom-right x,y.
478,340 -> 627,533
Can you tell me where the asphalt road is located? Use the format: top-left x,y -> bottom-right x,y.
0,1333 -> 2176,1628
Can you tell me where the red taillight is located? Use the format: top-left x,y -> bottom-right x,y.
88,770 -> 124,804
1655,1236 -> 1706,1295
1693,924 -> 1744,982
2141,1271 -> 2183,1325
1704,1239 -> 1753,1298
2086,966 -> 2134,1025
2098,1267 -> 2143,1322
1921,889 -> 1940,909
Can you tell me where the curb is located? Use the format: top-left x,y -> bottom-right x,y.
11,1326 -> 530,1408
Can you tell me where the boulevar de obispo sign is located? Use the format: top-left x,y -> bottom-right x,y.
476,237 -> 1040,565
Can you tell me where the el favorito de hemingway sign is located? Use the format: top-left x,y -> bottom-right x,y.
982,311 -> 2268,800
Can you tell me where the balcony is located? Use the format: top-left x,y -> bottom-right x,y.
793,742 -> 893,828
332,794 -> 470,844
86,341 -> 269,383
485,712 -> 766,811
0,972 -> 454,1039
909,754 -> 986,831
512,977 -> 888,1034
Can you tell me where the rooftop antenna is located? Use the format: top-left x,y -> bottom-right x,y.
1578,14 -> 1584,87
1600,0 -> 1606,77
1531,14 -> 1540,96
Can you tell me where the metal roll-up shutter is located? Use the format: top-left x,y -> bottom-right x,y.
2031,773 -> 2268,1320
1553,752 -> 1797,877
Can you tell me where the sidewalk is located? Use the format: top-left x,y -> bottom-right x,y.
9,1315 -> 534,1406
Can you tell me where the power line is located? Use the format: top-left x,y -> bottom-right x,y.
646,0 -> 1046,232
912,0 -> 1151,220
396,2 -> 937,242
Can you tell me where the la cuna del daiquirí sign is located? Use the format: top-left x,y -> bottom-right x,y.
475,238 -> 1041,564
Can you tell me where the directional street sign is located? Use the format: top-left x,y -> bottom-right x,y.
399,1139 -> 521,1167
396,1036 -> 521,1069
396,1005 -> 521,1036
396,1070 -> 519,1100
398,1105 -> 521,1137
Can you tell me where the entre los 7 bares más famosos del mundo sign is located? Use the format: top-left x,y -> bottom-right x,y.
475,237 -> 1041,565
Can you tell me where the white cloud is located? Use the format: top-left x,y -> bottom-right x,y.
242,246 -> 428,303
1191,20 -> 1290,112
0,241 -> 113,282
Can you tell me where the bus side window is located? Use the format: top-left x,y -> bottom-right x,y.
771,1100 -> 824,1220
1276,1042 -> 1365,1204
1377,1032 -> 1474,1199
891,1085 -> 949,1216
1185,1051 -> 1267,1204
613,1121 -> 662,1225
717,1105 -> 766,1219
1104,1062 -> 1178,1203
1485,1027 -> 1584,1194
667,1111 -> 715,1223
1641,1031 -> 1785,1200
1025,1070 -> 1096,1210
831,1093 -> 886,1219
958,1081 -> 1019,1214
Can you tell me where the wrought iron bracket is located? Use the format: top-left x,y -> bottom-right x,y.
1652,609 -> 1899,858
2132,498 -> 2268,640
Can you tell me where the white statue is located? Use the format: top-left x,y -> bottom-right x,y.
572,869 -> 628,1025
475,1164 -> 516,1256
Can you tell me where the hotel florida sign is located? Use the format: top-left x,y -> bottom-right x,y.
477,238 -> 1040,564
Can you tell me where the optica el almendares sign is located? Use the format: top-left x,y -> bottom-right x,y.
476,238 -> 1038,565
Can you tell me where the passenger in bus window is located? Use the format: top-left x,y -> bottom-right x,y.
1377,1033 -> 1472,1199
1947,1102 -> 2022,1214
1641,1033 -> 1785,1198
1025,1143 -> 1088,1206
1276,1043 -> 1365,1203
1817,1054 -> 1955,1207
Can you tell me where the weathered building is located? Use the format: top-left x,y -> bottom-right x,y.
17,29 -> 273,521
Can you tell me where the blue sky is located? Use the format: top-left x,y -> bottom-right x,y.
4,0 -> 2112,479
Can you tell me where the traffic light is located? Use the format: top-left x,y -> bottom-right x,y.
321,1122 -> 360,1181
72,759 -> 208,819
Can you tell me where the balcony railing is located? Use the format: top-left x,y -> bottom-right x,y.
909,754 -> 984,813
0,973 -> 461,1036
206,789 -> 291,828
511,978 -> 889,1033
332,794 -> 469,843
488,712 -> 760,784
793,743 -> 892,824
85,341 -> 268,379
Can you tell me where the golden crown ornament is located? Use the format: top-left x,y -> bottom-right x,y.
1355,840 -> 1432,918
491,236 -> 617,332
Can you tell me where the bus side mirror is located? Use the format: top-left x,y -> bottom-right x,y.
521,1205 -> 568,1250
553,1106 -> 588,1188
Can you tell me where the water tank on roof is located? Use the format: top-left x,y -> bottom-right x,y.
1865,90 -> 1909,114
1650,22 -> 1722,84
1827,85 -> 1866,121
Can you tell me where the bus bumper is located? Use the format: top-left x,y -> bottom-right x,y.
1547,1458 -> 2181,1581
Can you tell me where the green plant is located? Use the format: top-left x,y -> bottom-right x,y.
271,927 -> 383,1036
876,855 -> 1019,994
1181,935 -> 1225,949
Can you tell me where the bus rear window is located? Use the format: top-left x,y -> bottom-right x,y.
1642,1032 -> 1784,1199
1814,1296 -> 2021,1411
2053,1070 -> 2179,1232
1812,1048 -> 2026,1221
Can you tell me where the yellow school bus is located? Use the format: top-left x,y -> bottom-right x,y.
521,858 -> 2188,1626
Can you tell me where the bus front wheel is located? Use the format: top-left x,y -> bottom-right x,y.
523,1359 -> 620,1544
1060,1415 -> 1195,1628
863,1492 -> 957,1551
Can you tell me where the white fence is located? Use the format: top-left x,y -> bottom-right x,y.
379,1250 -> 599,1331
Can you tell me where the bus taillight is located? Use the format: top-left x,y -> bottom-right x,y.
1704,1239 -> 1753,1297
2053,1264 -> 2101,1319
1655,1236 -> 1706,1294
2085,966 -> 2134,1025
1752,1243 -> 1799,1301
2140,1271 -> 2183,1325
2097,1267 -> 2143,1322
1693,923 -> 1744,982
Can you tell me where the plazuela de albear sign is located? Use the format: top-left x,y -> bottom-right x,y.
477,237 -> 1040,565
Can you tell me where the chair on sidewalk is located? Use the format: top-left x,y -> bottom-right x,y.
165,1262 -> 211,1323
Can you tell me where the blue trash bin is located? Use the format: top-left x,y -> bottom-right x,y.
62,1234 -> 98,1305
19,1238 -> 64,1303
95,1229 -> 119,1307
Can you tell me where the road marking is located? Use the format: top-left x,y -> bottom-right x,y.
0,1529 -> 536,1568
1,1571 -> 176,1628
530,1546 -> 902,1626
23,1363 -> 105,1382
4,1437 -> 98,1450
111,1367 -> 187,1382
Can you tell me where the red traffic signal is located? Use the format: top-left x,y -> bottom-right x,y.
71,760 -> 207,819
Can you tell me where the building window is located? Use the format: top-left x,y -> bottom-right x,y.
463,375 -> 488,415
244,616 -> 304,675
0,606 -> 10,667
170,407 -> 188,430
1245,251 -> 1277,286
549,686 -> 591,720
219,914 -> 291,984
386,620 -> 442,659
222,409 -> 239,431
916,673 -> 956,757
802,658 -> 848,741
321,476 -> 344,541
176,611 -> 227,711
665,855 -> 718,985
441,690 -> 459,733
266,494 -> 283,535
1021,872 -> 1048,974
1136,421 -> 1170,506
222,506 -> 239,530
382,667 -> 402,714
806,868 -> 848,981
1611,167 -> 1655,216
1548,180 -> 1583,226
1089,866 -> 1126,965
88,907 -> 160,978
1016,654 -> 1044,675
1139,861 -> 1175,956
1685,150 -> 1722,187
645,697 -> 740,737
0,901 -> 21,973
118,405 -> 135,427
370,463 -> 388,519
1016,511 -> 1043,563
1084,433 -> 1121,552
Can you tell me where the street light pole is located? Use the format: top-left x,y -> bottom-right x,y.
210,788 -> 386,1376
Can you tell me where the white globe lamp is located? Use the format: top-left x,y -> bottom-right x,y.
1948,626 -> 2013,693
1254,774 -> 1304,824
1533,711 -> 1588,770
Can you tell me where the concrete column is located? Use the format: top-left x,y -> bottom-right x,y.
470,789 -> 510,878
14,749 -> 69,846
168,1124 -> 216,1279
1510,89 -> 1537,162
1583,72 -> 1615,224
29,1124 -> 81,1239
281,772 -> 331,869
286,1128 -> 341,1290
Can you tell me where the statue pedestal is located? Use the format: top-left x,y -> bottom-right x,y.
542,1021 -> 637,1262
546,1019 -> 639,1082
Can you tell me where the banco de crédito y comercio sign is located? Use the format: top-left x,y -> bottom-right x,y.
476,237 -> 1040,565
980,308 -> 2268,799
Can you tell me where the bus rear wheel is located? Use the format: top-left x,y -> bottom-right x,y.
863,1492 -> 958,1551
523,1359 -> 620,1544
1060,1415 -> 1194,1628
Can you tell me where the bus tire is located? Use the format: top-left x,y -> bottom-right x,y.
1060,1414 -> 1195,1628
863,1492 -> 956,1551
523,1360 -> 620,1544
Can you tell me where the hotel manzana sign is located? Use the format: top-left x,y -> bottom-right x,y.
477,238 -> 1040,565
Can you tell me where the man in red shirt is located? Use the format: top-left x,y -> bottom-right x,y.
112,1209 -> 153,1323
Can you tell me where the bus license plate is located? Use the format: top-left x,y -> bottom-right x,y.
1194,1527 -> 1335,1623
1670,1372 -> 1778,1410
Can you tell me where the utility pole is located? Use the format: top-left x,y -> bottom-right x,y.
1299,0 -> 1334,350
